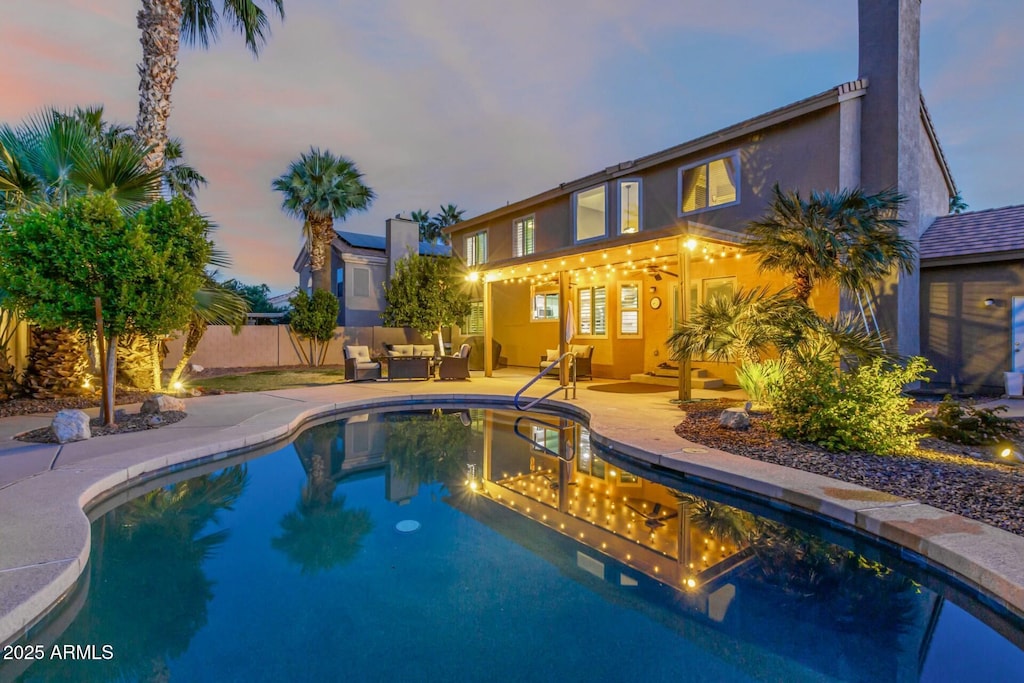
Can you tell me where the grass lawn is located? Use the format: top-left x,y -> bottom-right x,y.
194,367 -> 347,392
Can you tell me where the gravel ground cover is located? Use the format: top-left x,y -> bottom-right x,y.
675,400 -> 1024,537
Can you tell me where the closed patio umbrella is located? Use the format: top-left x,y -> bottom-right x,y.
564,300 -> 575,344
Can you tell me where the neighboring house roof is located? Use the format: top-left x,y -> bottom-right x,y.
446,78 -> 956,233
921,204 -> 1024,263
335,230 -> 451,256
292,231 -> 452,272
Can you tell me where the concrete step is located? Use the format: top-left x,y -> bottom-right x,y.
630,373 -> 724,389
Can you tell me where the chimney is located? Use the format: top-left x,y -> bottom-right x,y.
858,0 -> 923,357
386,217 -> 420,279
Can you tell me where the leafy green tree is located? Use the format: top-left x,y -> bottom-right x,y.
135,0 -> 285,172
220,278 -> 282,313
381,253 -> 472,356
289,289 -> 339,366
0,194 -> 211,423
273,148 -> 375,292
744,184 -> 914,304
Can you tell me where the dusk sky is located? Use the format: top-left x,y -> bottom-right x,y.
3,1 -> 1022,293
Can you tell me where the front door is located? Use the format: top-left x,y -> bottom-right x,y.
1013,297 -> 1024,372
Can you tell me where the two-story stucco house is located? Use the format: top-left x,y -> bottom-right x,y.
445,0 -> 956,390
293,218 -> 450,326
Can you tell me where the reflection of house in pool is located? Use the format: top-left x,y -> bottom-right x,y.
448,409 -> 944,682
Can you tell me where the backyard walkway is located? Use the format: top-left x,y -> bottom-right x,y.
1,372 -> 1023,646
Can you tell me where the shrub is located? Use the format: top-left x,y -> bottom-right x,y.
735,360 -> 785,406
289,290 -> 339,366
926,395 -> 1020,445
771,356 -> 933,454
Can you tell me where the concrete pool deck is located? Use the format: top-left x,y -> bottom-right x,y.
1,373 -> 1023,646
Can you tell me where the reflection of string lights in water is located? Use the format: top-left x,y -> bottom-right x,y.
487,466 -> 744,589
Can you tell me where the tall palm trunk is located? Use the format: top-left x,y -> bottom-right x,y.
308,215 -> 334,292
793,270 -> 813,304
136,0 -> 183,172
169,315 -> 207,387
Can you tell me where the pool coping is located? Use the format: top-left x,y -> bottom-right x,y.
1,382 -> 1023,647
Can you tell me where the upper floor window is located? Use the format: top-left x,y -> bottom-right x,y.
513,215 -> 535,257
465,230 -> 488,266
619,179 -> 641,234
574,185 -> 607,243
578,285 -> 607,336
679,153 -> 739,215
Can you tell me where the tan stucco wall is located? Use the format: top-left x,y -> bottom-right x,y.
162,326 -> 429,370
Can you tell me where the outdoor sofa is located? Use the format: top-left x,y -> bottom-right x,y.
539,344 -> 594,380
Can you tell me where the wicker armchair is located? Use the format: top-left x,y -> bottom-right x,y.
344,345 -> 381,381
438,343 -> 471,380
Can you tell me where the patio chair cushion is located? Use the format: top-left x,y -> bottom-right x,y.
345,345 -> 372,362
545,348 -> 560,362
413,344 -> 435,357
569,344 -> 593,359
387,344 -> 415,357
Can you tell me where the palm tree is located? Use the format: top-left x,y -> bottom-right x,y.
162,136 -> 208,203
668,286 -> 889,369
412,203 -> 464,243
745,184 -> 915,305
168,271 -> 249,387
0,108 -> 162,213
135,0 -> 285,172
0,109 -> 163,397
272,148 -> 375,292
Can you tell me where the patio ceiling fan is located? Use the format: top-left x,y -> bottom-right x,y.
644,265 -> 679,281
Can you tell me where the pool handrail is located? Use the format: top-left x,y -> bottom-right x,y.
512,415 -> 576,461
514,352 -> 577,411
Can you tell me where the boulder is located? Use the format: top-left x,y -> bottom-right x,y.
719,407 -> 750,430
190,364 -> 204,373
52,409 -> 91,443
141,394 -> 186,414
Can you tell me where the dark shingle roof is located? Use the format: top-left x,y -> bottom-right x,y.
920,205 -> 1024,260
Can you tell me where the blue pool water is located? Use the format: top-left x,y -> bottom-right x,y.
5,408 -> 1023,682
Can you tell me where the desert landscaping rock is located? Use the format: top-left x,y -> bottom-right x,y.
51,409 -> 91,443
141,394 -> 186,414
676,400 -> 1024,537
719,407 -> 750,430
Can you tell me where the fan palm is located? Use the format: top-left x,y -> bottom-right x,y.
0,108 -> 162,213
272,148 -> 375,292
668,285 -> 890,368
745,184 -> 914,304
0,109 -> 164,397
135,0 -> 285,172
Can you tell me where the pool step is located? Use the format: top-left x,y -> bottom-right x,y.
630,367 -> 725,389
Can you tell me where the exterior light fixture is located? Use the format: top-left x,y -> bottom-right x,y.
996,443 -> 1023,463
467,271 -> 480,282
984,298 -> 996,307
684,238 -> 697,251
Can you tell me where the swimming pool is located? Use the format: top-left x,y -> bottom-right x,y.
5,407 -> 1023,681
